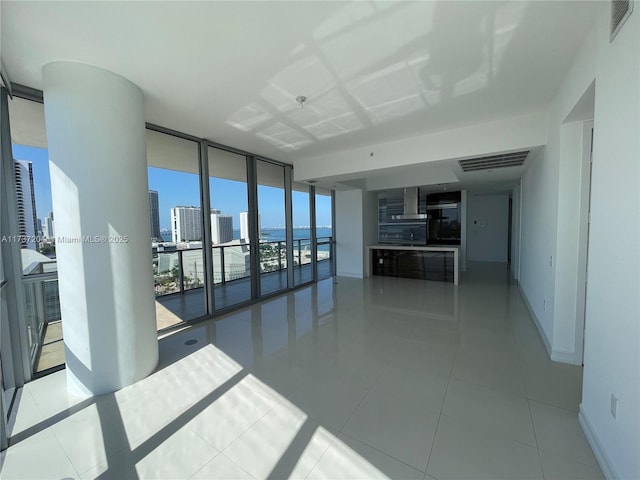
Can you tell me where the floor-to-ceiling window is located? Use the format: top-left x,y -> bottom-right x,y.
208,147 -> 252,309
292,182 -> 313,286
0,85 -> 337,396
7,96 -> 62,375
315,188 -> 334,280
257,160 -> 288,296
1,88 -> 16,449
147,130 -> 206,329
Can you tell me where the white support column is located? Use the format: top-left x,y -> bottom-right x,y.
42,62 -> 158,396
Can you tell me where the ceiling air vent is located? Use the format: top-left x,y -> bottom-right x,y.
458,151 -> 529,172
611,0 -> 633,42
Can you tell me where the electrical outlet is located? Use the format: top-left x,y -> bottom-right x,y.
550,256 -> 553,267
610,394 -> 618,419
379,258 -> 383,265
543,300 -> 546,311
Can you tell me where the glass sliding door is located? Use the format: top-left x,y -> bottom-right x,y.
292,182 -> 313,285
1,88 -> 17,436
315,188 -> 334,280
208,147 -> 251,309
256,160 -> 288,296
147,130 -> 206,329
8,96 -> 64,374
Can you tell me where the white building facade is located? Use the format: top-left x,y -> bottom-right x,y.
171,206 -> 202,243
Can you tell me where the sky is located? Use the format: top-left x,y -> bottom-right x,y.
12,144 -> 332,230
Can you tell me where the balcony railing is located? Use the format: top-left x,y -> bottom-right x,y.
22,273 -> 62,373
22,236 -> 334,373
153,237 -> 334,297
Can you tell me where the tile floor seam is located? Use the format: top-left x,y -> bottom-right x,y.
186,422 -> 227,451
437,412 -> 545,451
509,302 -> 547,479
187,451 -> 257,480
47,426 -> 86,479
525,396 -> 546,479
186,452 -> 223,480
21,387 -> 52,420
510,290 -> 546,479
538,447 -> 602,468
512,326 -> 535,403
423,413 -> 443,477
527,397 -> 580,415
537,446 -> 605,474
300,431 -> 341,480
423,356 -> 456,477
447,373 -> 529,401
339,431 -> 429,475
335,359 -> 393,434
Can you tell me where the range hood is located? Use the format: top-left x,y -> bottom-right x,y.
391,187 -> 428,220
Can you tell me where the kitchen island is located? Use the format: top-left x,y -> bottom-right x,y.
369,245 -> 459,285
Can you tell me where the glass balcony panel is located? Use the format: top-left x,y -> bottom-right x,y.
315,188 -> 334,280
208,147 -> 251,309
292,183 -> 313,286
257,160 -> 288,296
148,130 -> 206,328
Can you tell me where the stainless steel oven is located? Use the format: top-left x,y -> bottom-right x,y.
427,203 -> 460,245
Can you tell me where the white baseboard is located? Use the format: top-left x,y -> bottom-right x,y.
336,271 -> 364,279
579,406 -> 619,479
518,286 -> 580,365
518,285 -> 552,356
551,349 -> 580,365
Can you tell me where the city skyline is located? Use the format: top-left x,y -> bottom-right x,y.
148,190 -> 161,241
11,144 -> 333,233
14,159 -> 38,249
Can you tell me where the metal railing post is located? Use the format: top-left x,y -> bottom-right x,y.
310,187 -> 318,281
220,246 -> 226,284
198,140 -> 215,314
278,241 -> 282,271
284,165 -> 294,288
178,250 -> 185,294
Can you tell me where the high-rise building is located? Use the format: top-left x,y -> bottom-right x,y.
170,206 -> 202,243
14,160 -> 38,250
148,190 -> 161,241
239,211 -> 260,242
211,212 -> 233,244
43,211 -> 54,239
239,212 -> 249,241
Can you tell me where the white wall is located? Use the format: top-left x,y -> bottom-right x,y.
510,184 -> 521,281
574,122 -> 593,363
335,189 -> 364,278
552,119 -> 593,363
294,111 -> 547,182
518,10 -> 599,358
519,3 -> 639,478
580,5 -> 640,479
460,190 -> 467,272
466,194 -> 509,262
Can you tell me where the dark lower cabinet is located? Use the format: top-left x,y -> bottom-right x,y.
372,249 -> 454,282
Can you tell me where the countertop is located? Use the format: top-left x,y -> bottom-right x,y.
369,244 -> 459,252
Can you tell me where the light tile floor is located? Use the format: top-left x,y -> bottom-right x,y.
1,262 -> 603,479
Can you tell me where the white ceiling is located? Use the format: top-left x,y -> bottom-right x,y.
2,1 -> 599,174
306,146 -> 540,193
